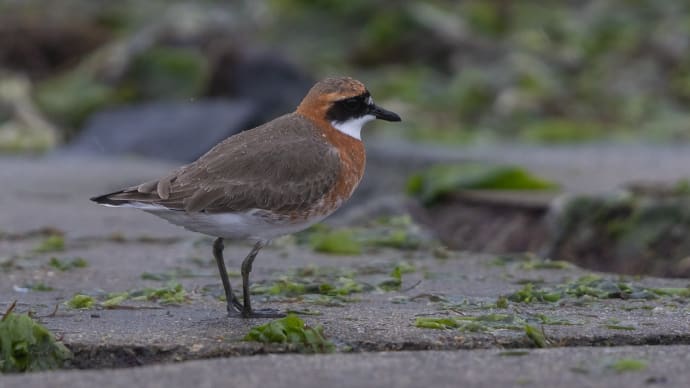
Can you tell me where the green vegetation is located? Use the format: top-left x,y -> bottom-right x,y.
102,292 -> 129,308
495,296 -> 509,308
0,308 -> 72,372
66,282 -> 190,309
141,268 -> 199,281
609,358 -> 647,373
66,294 -> 95,309
605,324 -> 636,331
551,193 -> 690,277
519,260 -> 572,270
131,282 -> 188,305
505,275 -> 673,304
4,0 -> 690,152
33,235 -> 65,253
35,46 -> 207,134
48,257 -> 88,271
35,71 -> 119,132
24,283 -> 54,292
244,315 -> 334,353
378,265 -> 405,291
415,313 -> 565,333
415,317 -> 459,330
247,262 -> 416,306
498,350 -> 530,357
524,325 -> 547,348
407,163 -> 557,205
309,228 -> 362,255
124,47 -> 208,100
251,276 -> 364,298
508,283 -> 561,303
301,215 -> 432,254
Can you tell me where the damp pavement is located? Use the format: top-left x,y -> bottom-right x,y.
3,143 -> 690,387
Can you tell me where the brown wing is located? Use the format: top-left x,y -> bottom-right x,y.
103,114 -> 341,214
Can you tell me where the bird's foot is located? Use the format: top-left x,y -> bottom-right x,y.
241,307 -> 286,319
225,302 -> 284,318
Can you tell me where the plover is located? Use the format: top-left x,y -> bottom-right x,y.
91,77 -> 401,318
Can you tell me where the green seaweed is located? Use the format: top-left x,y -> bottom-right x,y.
416,313 -> 527,332
506,275 -> 667,304
609,358 -> 647,373
378,265 -> 404,291
414,317 -> 459,330
101,292 -> 129,308
650,287 -> 690,297
519,260 -> 572,270
508,284 -> 561,303
524,325 -> 547,348
24,283 -> 54,292
140,268 -> 199,281
48,257 -> 88,271
66,294 -> 95,309
407,163 -> 557,205
135,282 -> 188,304
309,228 -> 362,255
34,235 -> 65,253
495,296 -> 509,308
0,309 -> 72,372
244,315 -> 334,353
299,215 -> 432,254
100,283 -> 190,306
252,276 -> 364,298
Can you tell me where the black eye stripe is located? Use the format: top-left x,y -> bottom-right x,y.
325,92 -> 371,123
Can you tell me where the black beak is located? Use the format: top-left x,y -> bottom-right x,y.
370,104 -> 401,122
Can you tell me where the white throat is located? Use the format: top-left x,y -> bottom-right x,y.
331,115 -> 375,140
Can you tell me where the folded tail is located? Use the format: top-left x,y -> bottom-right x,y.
90,189 -> 158,208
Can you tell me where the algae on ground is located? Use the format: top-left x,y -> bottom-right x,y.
407,163 -> 558,205
506,275 -> 672,304
524,324 -> 547,348
244,314 -> 334,353
302,215 -> 432,254
0,310 -> 72,372
377,262 -> 415,291
33,235 -> 65,253
131,282 -> 188,304
415,313 -> 532,332
69,282 -> 189,308
48,257 -> 88,271
66,294 -> 95,309
252,276 -> 363,297
308,227 -> 362,255
609,358 -> 647,373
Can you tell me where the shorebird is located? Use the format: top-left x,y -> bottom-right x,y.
91,77 -> 401,318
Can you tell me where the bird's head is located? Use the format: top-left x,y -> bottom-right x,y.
297,77 -> 401,140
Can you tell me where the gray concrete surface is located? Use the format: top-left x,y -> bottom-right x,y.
3,346 -> 689,388
3,145 -> 690,385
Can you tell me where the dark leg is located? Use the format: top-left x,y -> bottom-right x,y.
213,238 -> 243,316
240,241 -> 285,318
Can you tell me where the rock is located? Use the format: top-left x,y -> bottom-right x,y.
206,49 -> 314,123
62,99 -> 259,161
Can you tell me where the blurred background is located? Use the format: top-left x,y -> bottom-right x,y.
3,0 -> 690,278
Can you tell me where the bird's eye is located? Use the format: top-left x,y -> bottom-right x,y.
342,98 -> 361,111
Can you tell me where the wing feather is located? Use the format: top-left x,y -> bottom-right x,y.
104,114 -> 341,214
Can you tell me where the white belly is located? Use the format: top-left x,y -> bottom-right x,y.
143,207 -> 328,241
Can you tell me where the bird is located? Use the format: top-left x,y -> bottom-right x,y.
90,77 -> 401,318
